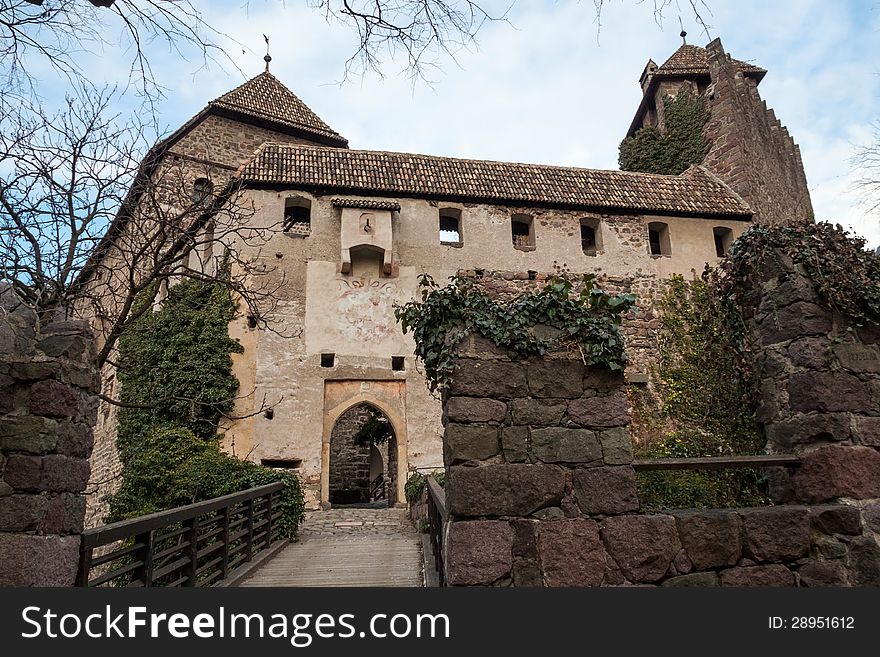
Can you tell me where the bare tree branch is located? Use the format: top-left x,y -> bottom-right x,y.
853,121 -> 880,218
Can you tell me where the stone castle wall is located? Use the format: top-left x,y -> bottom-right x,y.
440,254 -> 880,586
441,336 -> 880,586
83,112 -> 328,526
702,38 -> 813,225
0,296 -> 98,586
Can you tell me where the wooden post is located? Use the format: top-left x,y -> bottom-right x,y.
183,517 -> 199,586
76,539 -> 93,587
264,491 -> 274,548
245,498 -> 255,562
220,506 -> 230,579
133,530 -> 155,587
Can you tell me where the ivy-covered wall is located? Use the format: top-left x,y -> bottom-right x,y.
108,278 -> 304,537
631,275 -> 767,509
619,92 -> 710,175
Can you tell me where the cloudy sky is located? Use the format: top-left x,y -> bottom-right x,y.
85,1 -> 880,246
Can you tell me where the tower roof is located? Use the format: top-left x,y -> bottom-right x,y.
654,43 -> 765,79
627,41 -> 766,138
208,71 -> 348,147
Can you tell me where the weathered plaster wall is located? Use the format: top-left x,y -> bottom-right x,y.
220,187 -> 748,508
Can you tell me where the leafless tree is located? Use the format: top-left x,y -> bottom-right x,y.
308,0 -> 503,81
853,121 -> 880,218
0,0 -> 240,102
0,84 -> 288,373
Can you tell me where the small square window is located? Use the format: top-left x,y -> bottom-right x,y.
511,214 -> 535,250
392,356 -> 405,371
580,218 -> 602,255
713,226 -> 734,258
284,197 -> 312,236
648,221 -> 671,256
320,353 -> 335,368
439,208 -> 462,244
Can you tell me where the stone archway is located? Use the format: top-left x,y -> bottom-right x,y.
328,403 -> 394,505
321,380 -> 407,508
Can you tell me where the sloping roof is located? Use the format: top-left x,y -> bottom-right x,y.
655,44 -> 766,79
331,198 -> 402,211
239,143 -> 751,217
208,72 -> 347,147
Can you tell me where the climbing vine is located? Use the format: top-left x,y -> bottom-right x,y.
353,406 -> 394,446
109,277 -> 304,536
394,274 -> 636,393
619,91 -> 710,175
634,221 -> 880,508
632,275 -> 768,509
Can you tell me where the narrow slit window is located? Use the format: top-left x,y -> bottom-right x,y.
261,458 -> 303,469
713,226 -> 734,258
648,221 -> 671,256
580,218 -> 602,255
439,208 -> 462,244
392,356 -> 405,371
511,214 -> 535,250
284,197 -> 312,235
320,353 -> 335,368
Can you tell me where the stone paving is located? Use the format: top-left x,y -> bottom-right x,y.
240,507 -> 423,587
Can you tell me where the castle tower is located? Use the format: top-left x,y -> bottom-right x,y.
627,38 -> 813,225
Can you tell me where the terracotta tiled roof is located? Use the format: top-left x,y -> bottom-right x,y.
209,72 -> 347,146
655,44 -> 765,78
331,198 -> 402,211
240,144 -> 751,217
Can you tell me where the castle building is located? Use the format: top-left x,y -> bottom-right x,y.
85,38 -> 812,518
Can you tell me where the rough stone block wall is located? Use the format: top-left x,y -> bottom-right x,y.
455,269 -> 660,380
747,252 -> 880,511
0,297 -> 98,586
701,38 -> 813,225
441,327 -> 880,586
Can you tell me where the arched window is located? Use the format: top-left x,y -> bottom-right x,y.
191,178 -> 213,206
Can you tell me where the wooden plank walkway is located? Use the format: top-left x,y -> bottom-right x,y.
239,507 -> 423,587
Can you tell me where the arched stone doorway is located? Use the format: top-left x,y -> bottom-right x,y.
328,403 -> 396,506
321,380 -> 407,508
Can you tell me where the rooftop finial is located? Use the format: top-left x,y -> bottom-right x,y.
263,34 -> 272,72
679,18 -> 687,45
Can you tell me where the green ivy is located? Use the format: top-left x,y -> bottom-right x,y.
116,278 -> 243,458
109,277 -> 304,537
404,470 -> 445,504
634,221 -> 880,509
633,275 -> 769,509
353,406 -> 394,446
394,274 -> 636,393
107,427 -> 304,539
619,92 -> 710,175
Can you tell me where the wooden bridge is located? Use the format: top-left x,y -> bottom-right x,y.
76,483 -> 433,588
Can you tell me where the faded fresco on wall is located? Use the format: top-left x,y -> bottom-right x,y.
337,278 -> 399,342
305,260 -> 417,356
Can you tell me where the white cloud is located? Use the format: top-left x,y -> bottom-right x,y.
54,0 -> 880,247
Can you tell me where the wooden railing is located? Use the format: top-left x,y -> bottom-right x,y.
77,483 -> 285,587
632,454 -> 802,472
425,476 -> 447,586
